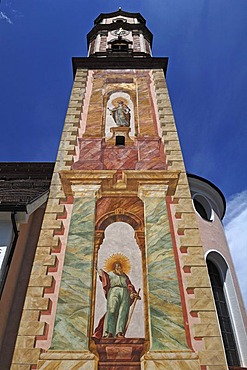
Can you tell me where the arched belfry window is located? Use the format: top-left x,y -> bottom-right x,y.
107,38 -> 132,55
207,259 -> 240,367
111,40 -> 128,52
113,18 -> 127,23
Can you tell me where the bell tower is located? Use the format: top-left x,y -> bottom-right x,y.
11,9 -> 230,370
87,8 -> 152,57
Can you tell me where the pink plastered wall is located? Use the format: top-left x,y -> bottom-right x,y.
196,211 -> 247,329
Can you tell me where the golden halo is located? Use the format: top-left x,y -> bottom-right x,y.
112,97 -> 128,107
104,253 -> 131,274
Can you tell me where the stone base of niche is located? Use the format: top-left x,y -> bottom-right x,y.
93,337 -> 145,370
106,127 -> 134,147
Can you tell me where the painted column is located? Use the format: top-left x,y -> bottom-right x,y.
139,184 -> 188,351
51,184 -> 100,352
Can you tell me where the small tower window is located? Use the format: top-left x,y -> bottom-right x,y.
111,40 -> 128,52
116,136 -> 125,146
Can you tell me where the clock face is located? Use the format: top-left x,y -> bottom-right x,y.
111,28 -> 129,37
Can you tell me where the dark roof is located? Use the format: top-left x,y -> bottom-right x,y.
94,9 -> 146,25
187,173 -> 226,219
0,162 -> 54,211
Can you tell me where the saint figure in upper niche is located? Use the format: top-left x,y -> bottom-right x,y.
109,101 -> 131,127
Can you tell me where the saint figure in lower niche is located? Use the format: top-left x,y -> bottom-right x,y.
109,100 -> 131,127
93,253 -> 140,339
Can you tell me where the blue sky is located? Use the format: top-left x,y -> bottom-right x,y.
1,1 -> 246,306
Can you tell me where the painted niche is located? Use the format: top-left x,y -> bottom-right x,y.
105,92 -> 135,138
94,222 -> 144,338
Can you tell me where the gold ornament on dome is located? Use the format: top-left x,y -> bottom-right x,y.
104,253 -> 131,274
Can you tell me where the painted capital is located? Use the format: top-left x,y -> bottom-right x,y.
71,184 -> 101,198
138,184 -> 168,200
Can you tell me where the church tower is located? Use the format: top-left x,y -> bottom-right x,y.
10,9 -> 246,369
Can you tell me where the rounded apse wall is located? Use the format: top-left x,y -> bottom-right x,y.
187,173 -> 247,366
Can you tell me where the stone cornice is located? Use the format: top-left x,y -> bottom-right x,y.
60,170 -> 180,198
72,57 -> 169,78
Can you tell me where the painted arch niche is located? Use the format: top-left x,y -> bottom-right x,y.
105,92 -> 135,138
94,221 -> 145,338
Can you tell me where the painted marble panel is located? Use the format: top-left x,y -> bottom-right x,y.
73,138 -> 104,170
103,147 -> 138,170
136,73 -> 156,137
83,73 -> 104,137
135,138 -> 167,170
51,196 -> 96,351
77,138 -> 103,161
143,196 -> 188,350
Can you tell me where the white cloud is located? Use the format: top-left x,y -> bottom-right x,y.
0,0 -> 23,24
0,10 -> 13,24
224,190 -> 247,310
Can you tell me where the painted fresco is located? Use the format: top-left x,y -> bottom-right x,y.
93,222 -> 144,339
72,69 -> 167,171
48,65 -> 189,366
105,92 -> 135,137
51,195 -> 97,351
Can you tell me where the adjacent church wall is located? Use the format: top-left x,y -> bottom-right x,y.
0,207 -> 46,370
198,210 -> 247,326
196,211 -> 247,365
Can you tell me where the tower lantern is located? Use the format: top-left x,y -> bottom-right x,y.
87,10 -> 152,57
